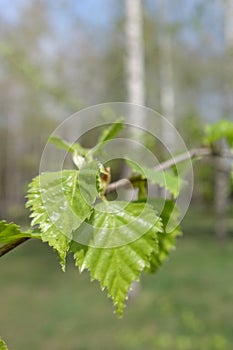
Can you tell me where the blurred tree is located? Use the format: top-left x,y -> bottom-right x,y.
122,0 -> 146,181
0,1 -> 77,220
0,0 -> 51,220
124,0 -> 146,296
125,0 -> 145,106
0,0 -> 232,229
159,0 -> 176,151
214,0 -> 233,240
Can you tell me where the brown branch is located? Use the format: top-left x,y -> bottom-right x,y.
0,237 -> 30,258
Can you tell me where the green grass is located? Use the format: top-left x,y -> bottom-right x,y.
0,209 -> 233,350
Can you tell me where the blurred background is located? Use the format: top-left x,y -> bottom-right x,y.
0,1 -> 233,349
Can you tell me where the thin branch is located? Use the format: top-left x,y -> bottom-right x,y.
0,237 -> 30,258
106,178 -> 132,193
106,147 -> 211,193
0,147 -> 231,257
154,147 -> 211,172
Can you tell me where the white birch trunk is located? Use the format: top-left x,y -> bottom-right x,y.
124,0 -> 146,296
125,0 -> 145,107
159,0 -> 176,152
123,0 -> 146,182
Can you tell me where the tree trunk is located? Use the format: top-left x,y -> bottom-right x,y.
123,0 -> 146,182
124,0 -> 146,296
214,0 -> 233,240
125,0 -> 145,107
159,0 -> 176,152
214,148 -> 231,240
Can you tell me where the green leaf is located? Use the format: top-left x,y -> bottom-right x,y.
78,161 -> 101,205
0,221 -> 40,245
204,120 -> 233,149
98,118 -> 124,144
71,201 -> 163,316
49,119 -> 124,162
26,164 -> 100,269
92,118 -> 124,154
0,338 -> 8,350
48,135 -> 88,156
126,159 -> 184,198
145,198 -> 182,273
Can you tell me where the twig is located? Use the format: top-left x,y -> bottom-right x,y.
0,147 -> 230,257
106,147 -> 211,193
0,237 -> 30,258
154,148 -> 211,171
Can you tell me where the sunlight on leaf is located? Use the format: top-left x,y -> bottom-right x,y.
26,166 -> 100,270
71,201 -> 163,316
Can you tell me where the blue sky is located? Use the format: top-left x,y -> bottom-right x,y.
0,0 -> 225,121
0,0 -> 224,53
0,0 -> 200,27
0,0 -> 115,27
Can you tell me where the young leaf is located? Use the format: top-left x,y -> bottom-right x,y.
0,338 -> 8,350
145,198 -> 182,273
126,159 -> 184,198
0,221 -> 40,245
49,135 -> 88,156
72,201 -> 163,316
204,120 -> 233,149
98,118 -> 124,143
92,118 -> 124,154
26,164 -> 100,269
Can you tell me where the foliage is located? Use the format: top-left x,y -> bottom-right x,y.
0,221 -> 38,245
1,119 -> 233,317
26,165 -> 100,270
204,119 -> 233,150
0,339 -> 8,350
126,159 -> 183,198
145,199 -> 182,273
1,233 -> 233,350
71,201 -> 163,316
